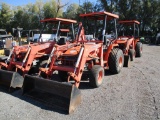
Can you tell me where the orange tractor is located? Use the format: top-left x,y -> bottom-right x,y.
115,20 -> 142,66
0,18 -> 77,90
23,11 -> 124,114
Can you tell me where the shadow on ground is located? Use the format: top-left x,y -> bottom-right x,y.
0,86 -> 69,115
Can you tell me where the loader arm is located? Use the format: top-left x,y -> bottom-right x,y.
15,42 -> 55,74
39,43 -> 78,77
68,43 -> 103,87
0,41 -> 55,89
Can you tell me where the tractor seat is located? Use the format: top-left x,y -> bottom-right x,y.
57,37 -> 67,45
85,35 -> 94,41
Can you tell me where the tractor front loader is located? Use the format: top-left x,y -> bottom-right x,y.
23,37 -> 104,114
23,22 -> 85,114
0,17 -> 77,90
116,20 -> 142,67
0,41 -> 55,90
23,11 -> 124,113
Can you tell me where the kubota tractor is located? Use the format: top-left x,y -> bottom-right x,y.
0,17 -> 77,90
115,20 -> 142,67
22,11 -> 124,114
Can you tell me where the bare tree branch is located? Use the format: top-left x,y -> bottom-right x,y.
56,0 -> 69,17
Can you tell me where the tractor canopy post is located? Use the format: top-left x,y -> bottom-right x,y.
17,28 -> 23,46
27,30 -> 31,43
76,22 -> 82,41
56,21 -> 61,42
39,23 -> 47,42
133,23 -> 135,37
29,30 -> 31,37
102,15 -> 107,42
137,24 -> 139,37
30,30 -> 34,40
93,19 -> 97,38
114,18 -> 118,39
72,23 -> 75,40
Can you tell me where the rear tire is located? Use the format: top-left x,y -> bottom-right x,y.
129,49 -> 135,61
108,48 -> 124,74
135,42 -> 142,57
89,65 -> 104,88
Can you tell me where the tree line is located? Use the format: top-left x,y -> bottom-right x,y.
0,0 -> 159,36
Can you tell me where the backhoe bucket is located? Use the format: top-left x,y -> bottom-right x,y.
0,69 -> 24,89
23,75 -> 81,114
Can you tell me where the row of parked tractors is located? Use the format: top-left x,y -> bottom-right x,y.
0,11 -> 142,114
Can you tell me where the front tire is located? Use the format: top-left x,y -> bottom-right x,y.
89,65 -> 104,88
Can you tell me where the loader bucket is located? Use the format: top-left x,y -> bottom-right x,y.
23,75 -> 81,114
0,69 -> 24,89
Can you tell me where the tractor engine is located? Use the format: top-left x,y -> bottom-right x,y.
60,55 -> 78,66
58,46 -> 81,66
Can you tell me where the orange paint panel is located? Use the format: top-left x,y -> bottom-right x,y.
40,17 -> 77,24
80,11 -> 119,18
118,20 -> 140,25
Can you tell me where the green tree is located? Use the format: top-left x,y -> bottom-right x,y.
43,0 -> 67,19
139,0 -> 160,35
43,0 -> 57,18
98,0 -> 160,36
63,3 -> 79,19
0,3 -> 13,31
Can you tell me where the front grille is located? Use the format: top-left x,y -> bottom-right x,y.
60,56 -> 77,66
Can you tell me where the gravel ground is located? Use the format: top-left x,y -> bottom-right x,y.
0,44 -> 160,120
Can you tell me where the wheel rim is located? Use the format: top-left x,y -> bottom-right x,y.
98,71 -> 103,82
119,56 -> 123,67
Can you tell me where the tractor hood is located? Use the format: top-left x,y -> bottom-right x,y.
62,46 -> 81,56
